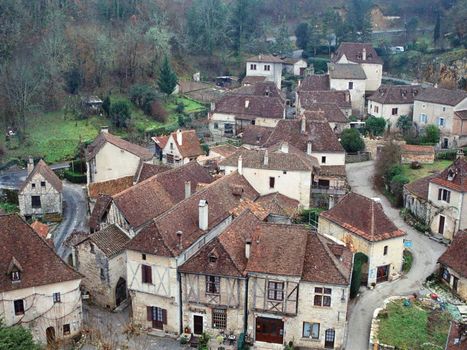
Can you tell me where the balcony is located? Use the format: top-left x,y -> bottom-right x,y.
311,184 -> 348,195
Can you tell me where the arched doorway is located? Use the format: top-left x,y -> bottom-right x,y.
324,328 -> 335,349
115,277 -> 127,307
46,326 -> 55,345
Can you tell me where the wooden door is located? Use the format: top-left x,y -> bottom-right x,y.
193,315 -> 203,335
115,278 -> 127,307
453,276 -> 459,292
324,329 -> 335,349
438,215 -> 445,235
255,317 -> 284,344
46,327 -> 55,345
376,265 -> 389,283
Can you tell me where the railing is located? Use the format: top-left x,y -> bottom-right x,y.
311,185 -> 347,195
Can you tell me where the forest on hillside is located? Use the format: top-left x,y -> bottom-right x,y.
0,0 -> 466,142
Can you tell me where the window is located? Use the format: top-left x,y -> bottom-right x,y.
267,281 -> 284,301
170,142 -> 174,150
251,120 -> 256,125
53,292 -> 61,303
447,170 -> 456,181
314,287 -> 332,307
14,299 -> 24,315
269,177 -> 275,189
303,322 -> 320,339
283,171 -> 287,175
321,156 -> 326,164
383,246 -> 388,256
250,64 -> 257,70
214,122 -> 219,129
11,270 -> 20,282
419,114 -> 427,123
147,306 -> 167,329
31,196 -> 41,208
348,82 -> 353,90
442,267 -> 450,282
208,254 -> 218,263
90,242 -> 95,253
206,275 -> 220,294
63,324 -> 70,335
100,268 -> 106,282
438,188 -> 451,203
391,108 -> 398,115
212,308 -> 227,329
264,64 -> 271,71
438,117 -> 445,126
31,183 -> 36,189
41,181 -> 46,188
443,107 -> 446,112
142,254 -> 146,260
142,265 -> 152,284
374,105 -> 379,113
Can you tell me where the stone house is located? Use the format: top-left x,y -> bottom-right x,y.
219,142 -> 319,208
319,193 -> 406,286
437,230 -> 467,301
74,224 -> 130,309
18,158 -> 63,218
413,87 -> 467,149
85,128 -> 153,185
400,144 -> 435,164
124,173 -> 259,337
297,75 -> 331,93
328,63 -> 366,115
152,129 -> 204,166
367,85 -> 422,129
0,214 -> 82,345
302,106 -> 350,135
296,90 -> 352,117
331,42 -> 383,93
197,144 -> 238,170
245,54 -> 284,89
403,173 -> 438,225
255,192 -> 300,224
283,58 -> 308,76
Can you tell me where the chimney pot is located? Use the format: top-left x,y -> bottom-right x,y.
245,99 -> 250,108
199,200 -> 209,231
301,116 -> 306,133
27,157 -> 34,175
176,231 -> 183,250
263,150 -> 269,166
176,129 -> 183,145
238,155 -> 243,175
307,141 -> 312,155
281,142 -> 289,154
245,239 -> 252,259
362,47 -> 367,61
185,181 -> 191,199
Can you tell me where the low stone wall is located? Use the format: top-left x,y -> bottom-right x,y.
346,151 -> 371,163
364,138 -> 406,160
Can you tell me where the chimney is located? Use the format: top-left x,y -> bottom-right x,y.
328,195 -> 335,209
210,102 -> 216,111
245,239 -> 252,259
176,231 -> 183,250
259,54 -> 262,60
457,149 -> 465,160
199,200 -> 209,231
263,150 -> 269,166
100,126 -> 109,134
27,157 -> 34,175
307,141 -> 312,155
238,155 -> 243,175
298,80 -> 301,87
301,116 -> 306,133
362,47 -> 367,61
176,129 -> 183,145
245,99 -> 250,108
281,142 -> 289,154
184,181 -> 191,199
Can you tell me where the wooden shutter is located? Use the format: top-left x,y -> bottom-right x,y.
446,191 -> 450,203
147,266 -> 152,284
162,309 -> 167,324
147,306 -> 153,321
438,189 -> 442,200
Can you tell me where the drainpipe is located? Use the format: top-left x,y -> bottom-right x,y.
178,271 -> 183,335
243,277 -> 249,336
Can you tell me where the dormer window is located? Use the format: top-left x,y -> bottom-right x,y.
447,169 -> 456,181
11,270 -> 21,282
208,254 -> 218,263
8,257 -> 23,283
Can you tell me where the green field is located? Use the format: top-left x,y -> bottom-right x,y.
402,160 -> 451,182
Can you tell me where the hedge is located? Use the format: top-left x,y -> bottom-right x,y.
436,148 -> 467,160
350,252 -> 368,298
64,170 -> 86,183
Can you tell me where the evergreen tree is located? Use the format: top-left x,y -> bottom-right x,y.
228,0 -> 262,55
433,11 -> 441,45
274,17 -> 292,55
0,321 -> 41,350
295,22 -> 309,50
158,56 -> 177,96
102,95 -> 111,116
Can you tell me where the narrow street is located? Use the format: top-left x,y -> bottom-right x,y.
344,161 -> 446,350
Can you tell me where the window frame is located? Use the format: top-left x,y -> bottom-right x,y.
264,64 -> 271,71
391,107 -> 398,116
250,63 -> 257,70
41,181 -> 46,188
53,292 -> 61,303
419,114 -> 427,123
212,308 -> 227,329
438,117 -> 445,127
321,156 -> 326,164
31,195 -> 41,209
269,176 -> 275,189
383,245 -> 388,256
267,281 -> 284,301
314,287 -> 332,307
141,264 -> 152,284
14,299 -> 24,316
206,275 -> 221,295
438,188 -> 451,203
63,324 -> 71,335
303,322 -> 320,339
11,270 -> 21,282
348,81 -> 353,90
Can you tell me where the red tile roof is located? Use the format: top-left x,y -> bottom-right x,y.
30,220 -> 49,239
229,198 -> 270,220
255,192 -> 300,218
298,90 -> 351,110
88,176 -> 134,199
455,110 -> 467,120
403,173 -> 439,201
331,42 -> 383,65
401,144 -> 435,155
246,54 -> 284,63
241,125 -> 274,146
328,63 -> 366,80
320,192 -> 405,242
134,162 -> 171,183
230,81 -> 284,100
303,104 -> 348,123
415,87 -> 467,106
152,135 -> 169,150
169,130 -> 204,158
20,159 -> 63,193
126,172 -> 259,256
213,94 -> 285,120
242,76 -> 267,85
298,75 -> 330,92
0,214 -> 81,292
438,230 -> 467,278
430,157 -> 467,192
79,224 -> 130,258
89,194 -> 112,232
86,132 -> 153,161
368,85 -> 422,104
210,144 -> 238,158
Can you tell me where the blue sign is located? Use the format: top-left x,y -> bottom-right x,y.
404,240 -> 413,248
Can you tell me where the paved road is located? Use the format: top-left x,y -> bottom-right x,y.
344,161 -> 446,350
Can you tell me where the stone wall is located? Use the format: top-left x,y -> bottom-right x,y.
18,172 -> 62,217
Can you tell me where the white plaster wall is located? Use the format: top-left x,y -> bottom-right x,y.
209,113 -> 236,139
414,101 -> 456,146
330,78 -> 366,115
246,61 -> 283,89
360,63 -> 383,92
310,152 -> 345,166
368,102 -> 414,131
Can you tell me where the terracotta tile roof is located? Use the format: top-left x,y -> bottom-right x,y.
263,119 -> 345,153
430,157 -> 467,192
318,165 -> 347,177
30,220 -> 49,239
230,81 -> 283,100
169,130 -> 204,158
213,94 -> 285,120
415,87 -> 467,106
229,198 -> 270,220
298,90 -> 351,110
241,125 -> 274,146
404,174 -> 438,201
328,63 -> 366,80
242,76 -> 267,85
438,230 -> 467,278
298,75 -> 330,92
320,192 -> 405,242
152,135 -> 169,150
64,230 -> 90,248
134,162 -> 171,183
20,159 -> 63,193
80,224 -> 130,258
0,214 -> 81,293
368,85 -> 422,104
210,144 -> 238,158
445,322 -> 467,350
89,194 -> 112,232
246,54 -> 284,63
303,104 -> 348,123
88,176 -> 134,199
255,192 -> 300,218
455,110 -> 467,120
86,132 -> 153,161
331,42 -> 383,64
401,144 -> 435,155
112,161 -> 213,229
219,143 -> 319,171
126,172 -> 259,256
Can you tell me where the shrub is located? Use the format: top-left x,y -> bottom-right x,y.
340,129 -> 365,153
150,101 -> 168,123
175,102 -> 185,114
70,159 -> 86,174
201,143 -> 209,155
178,115 -> 186,127
64,170 -> 87,183
365,116 -> 386,137
110,100 -> 131,128
350,252 -> 368,298
390,174 -> 410,207
410,161 -> 422,169
102,95 -> 111,116
421,125 -> 440,144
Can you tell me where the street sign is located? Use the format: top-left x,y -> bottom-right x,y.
404,240 -> 413,248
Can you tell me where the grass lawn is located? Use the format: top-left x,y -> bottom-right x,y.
377,300 -> 451,349
402,160 -> 452,182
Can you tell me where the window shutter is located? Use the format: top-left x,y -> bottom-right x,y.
162,309 -> 167,324
147,306 -> 153,321
438,189 -> 442,200
147,266 -> 152,284
446,191 -> 450,203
